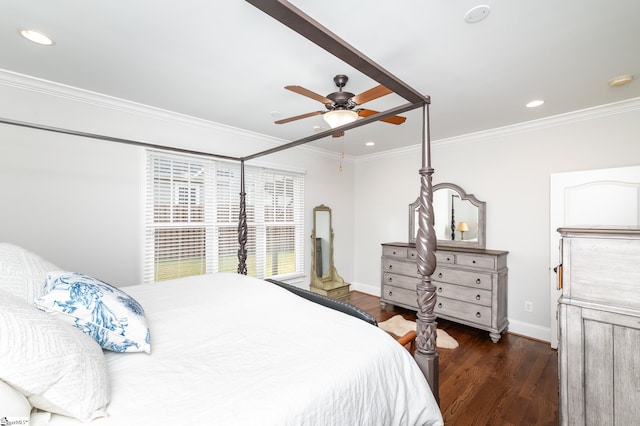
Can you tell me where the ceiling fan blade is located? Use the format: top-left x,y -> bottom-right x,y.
358,109 -> 407,125
351,85 -> 393,105
285,85 -> 332,104
274,110 -> 323,124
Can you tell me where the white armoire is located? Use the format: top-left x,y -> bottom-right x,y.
557,226 -> 640,425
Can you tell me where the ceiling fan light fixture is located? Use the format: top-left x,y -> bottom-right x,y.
323,109 -> 358,128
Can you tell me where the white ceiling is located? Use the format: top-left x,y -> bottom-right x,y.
1,0 -> 639,157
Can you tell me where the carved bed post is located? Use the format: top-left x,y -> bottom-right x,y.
238,159 -> 248,275
414,101 -> 439,403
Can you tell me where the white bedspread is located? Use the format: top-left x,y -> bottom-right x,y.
45,273 -> 443,425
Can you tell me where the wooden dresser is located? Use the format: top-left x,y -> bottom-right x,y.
380,242 -> 509,342
557,226 -> 640,425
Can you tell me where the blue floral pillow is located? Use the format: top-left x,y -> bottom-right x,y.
34,271 -> 151,353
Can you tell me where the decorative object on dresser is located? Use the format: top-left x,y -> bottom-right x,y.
380,243 -> 508,343
310,204 -> 350,300
557,226 -> 640,425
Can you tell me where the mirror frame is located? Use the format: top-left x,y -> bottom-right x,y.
311,204 -> 345,289
409,183 -> 486,250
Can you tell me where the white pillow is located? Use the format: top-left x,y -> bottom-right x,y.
0,289 -> 110,421
0,243 -> 59,302
35,271 -> 151,353
0,379 -> 31,421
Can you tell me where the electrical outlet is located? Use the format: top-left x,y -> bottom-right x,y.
524,301 -> 533,313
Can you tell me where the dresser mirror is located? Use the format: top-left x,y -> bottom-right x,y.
409,183 -> 486,249
311,204 -> 346,289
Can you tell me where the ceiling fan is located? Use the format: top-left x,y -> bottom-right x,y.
275,74 -> 406,137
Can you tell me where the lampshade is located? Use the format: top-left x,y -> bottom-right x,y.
323,109 -> 358,128
456,222 -> 469,232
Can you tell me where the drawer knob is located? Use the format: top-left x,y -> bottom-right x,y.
410,252 -> 415,258
392,251 -> 397,255
476,312 -> 481,318
476,278 -> 481,285
472,260 -> 477,264
389,265 -> 393,270
475,294 -> 481,301
438,287 -> 443,293
438,272 -> 443,278
438,302 -> 442,308
447,257 -> 451,261
388,277 -> 393,282
388,291 -> 393,296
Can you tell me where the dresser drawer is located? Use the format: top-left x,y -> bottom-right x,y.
436,282 -> 492,307
456,253 -> 496,269
435,251 -> 456,264
382,246 -> 408,258
433,266 -> 492,291
382,284 -> 417,308
383,272 -> 420,291
326,284 -> 350,300
435,297 -> 492,327
382,258 -> 418,277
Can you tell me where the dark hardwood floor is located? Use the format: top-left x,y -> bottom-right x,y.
348,291 -> 559,425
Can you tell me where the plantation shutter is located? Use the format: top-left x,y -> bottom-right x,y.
143,151 -> 215,284
144,149 -> 304,283
254,168 -> 305,278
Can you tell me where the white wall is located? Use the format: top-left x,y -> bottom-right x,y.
4,68 -> 639,342
0,70 -> 355,288
352,98 -> 640,341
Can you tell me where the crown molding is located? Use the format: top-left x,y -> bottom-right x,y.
0,68 -> 353,162
356,96 -> 640,163
0,68 -> 283,143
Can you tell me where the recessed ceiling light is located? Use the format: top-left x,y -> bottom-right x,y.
609,75 -> 634,87
464,5 -> 491,23
365,141 -> 375,147
19,28 -> 54,46
526,99 -> 545,108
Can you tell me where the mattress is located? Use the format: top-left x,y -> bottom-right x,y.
44,273 -> 443,425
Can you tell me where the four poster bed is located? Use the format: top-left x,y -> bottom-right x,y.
0,1 -> 441,424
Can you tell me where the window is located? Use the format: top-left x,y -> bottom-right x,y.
144,150 -> 304,283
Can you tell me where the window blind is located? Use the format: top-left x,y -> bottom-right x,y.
144,150 -> 304,283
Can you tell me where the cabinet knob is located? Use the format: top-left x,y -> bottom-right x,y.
438,272 -> 443,278
475,294 -> 481,301
476,312 -> 481,318
438,302 -> 442,308
438,287 -> 443,293
475,278 -> 481,285
410,252 -> 415,258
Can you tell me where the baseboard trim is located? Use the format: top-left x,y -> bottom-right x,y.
507,319 -> 551,343
349,281 -> 379,297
